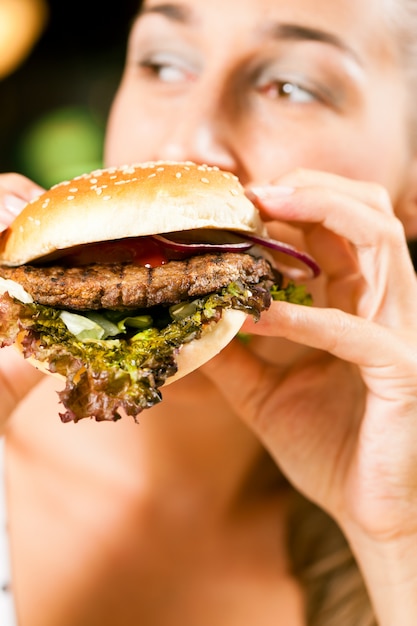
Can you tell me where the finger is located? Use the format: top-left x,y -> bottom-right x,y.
250,185 -> 417,327
0,173 -> 44,203
251,168 -> 395,216
250,183 -> 397,250
0,173 -> 44,232
245,300 -> 415,372
0,195 -> 28,231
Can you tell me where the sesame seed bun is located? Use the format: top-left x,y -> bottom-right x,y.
0,162 -> 270,420
0,161 -> 264,266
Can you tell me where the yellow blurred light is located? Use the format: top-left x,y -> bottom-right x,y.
0,0 -> 48,79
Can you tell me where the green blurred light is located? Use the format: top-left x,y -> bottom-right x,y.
17,105 -> 104,188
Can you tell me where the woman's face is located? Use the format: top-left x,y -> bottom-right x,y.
105,0 -> 412,201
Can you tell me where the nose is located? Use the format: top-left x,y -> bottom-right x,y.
156,94 -> 238,173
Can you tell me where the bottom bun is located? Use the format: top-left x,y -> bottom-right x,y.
165,308 -> 246,385
16,308 -> 246,387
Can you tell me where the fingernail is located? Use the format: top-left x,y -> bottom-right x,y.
4,195 -> 27,215
29,187 -> 44,201
249,186 -> 294,200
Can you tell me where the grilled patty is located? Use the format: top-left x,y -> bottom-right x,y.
0,252 -> 275,311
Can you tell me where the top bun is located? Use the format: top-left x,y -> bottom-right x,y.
0,161 -> 264,266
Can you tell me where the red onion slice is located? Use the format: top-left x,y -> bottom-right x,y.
235,232 -> 320,279
152,230 -> 320,280
152,233 -> 253,253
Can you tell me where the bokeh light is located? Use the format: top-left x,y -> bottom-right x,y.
16,106 -> 105,188
0,0 -> 48,79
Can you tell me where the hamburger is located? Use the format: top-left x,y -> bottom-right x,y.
0,161 -> 316,423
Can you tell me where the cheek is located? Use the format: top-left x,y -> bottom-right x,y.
237,127 -> 346,183
243,118 -> 405,192
232,114 -> 350,182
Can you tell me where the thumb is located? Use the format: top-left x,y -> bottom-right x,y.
200,336 -> 283,426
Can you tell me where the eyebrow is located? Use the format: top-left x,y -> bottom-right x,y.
138,4 -> 360,64
269,22 -> 361,64
139,2 -> 191,23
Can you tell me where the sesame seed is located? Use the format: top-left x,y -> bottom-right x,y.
103,195 -> 111,201
200,177 -> 210,184
176,172 -> 182,178
67,195 -> 75,200
230,189 -> 239,196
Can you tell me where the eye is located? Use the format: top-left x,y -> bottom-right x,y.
138,53 -> 197,84
257,78 -> 317,104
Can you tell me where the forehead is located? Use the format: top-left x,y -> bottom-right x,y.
140,0 -> 387,30
139,0 -> 397,63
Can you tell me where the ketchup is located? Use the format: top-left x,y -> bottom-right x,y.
61,237 -> 169,268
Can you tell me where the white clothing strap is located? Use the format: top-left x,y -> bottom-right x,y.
0,438 -> 18,625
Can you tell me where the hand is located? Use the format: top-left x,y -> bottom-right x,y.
0,172 -> 44,232
202,168 -> 417,540
202,169 -> 417,621
0,173 -> 45,428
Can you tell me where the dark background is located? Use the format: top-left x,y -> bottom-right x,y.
0,0 -> 139,184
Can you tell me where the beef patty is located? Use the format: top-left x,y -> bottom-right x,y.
0,252 -> 275,311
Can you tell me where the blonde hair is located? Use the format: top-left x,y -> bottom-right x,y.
288,493 -> 376,626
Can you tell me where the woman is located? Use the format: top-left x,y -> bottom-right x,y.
1,0 -> 417,624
